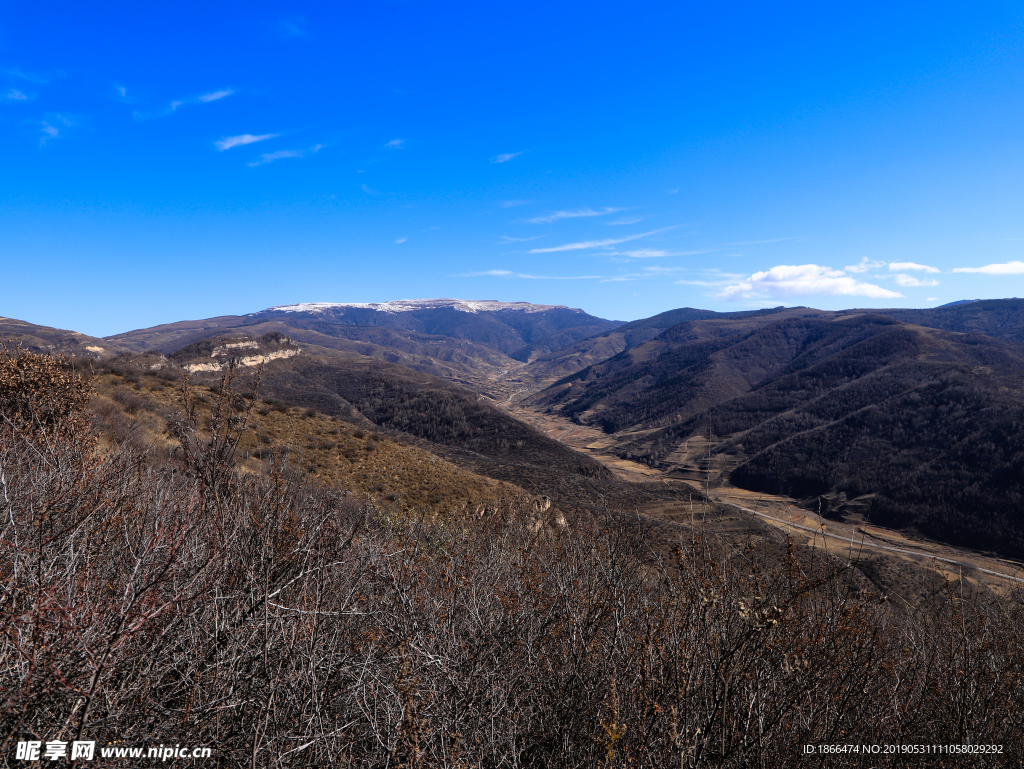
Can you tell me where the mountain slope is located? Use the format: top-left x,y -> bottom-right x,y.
535,312 -> 1024,557
524,306 -> 831,384
841,298 -> 1024,343
0,316 -> 128,358
104,299 -> 623,385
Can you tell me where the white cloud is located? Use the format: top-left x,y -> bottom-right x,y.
394,237 -> 407,244
385,138 -> 405,149
491,152 -> 522,163
215,133 -> 278,151
927,297 -> 939,302
607,216 -> 643,225
248,149 -> 303,166
889,261 -> 939,273
499,235 -> 546,243
527,207 -> 624,224
248,144 -> 322,166
619,249 -> 672,258
612,248 -> 721,259
462,269 -> 603,279
952,261 -> 1024,274
845,257 -> 885,273
528,227 -> 671,253
893,274 -> 939,287
115,85 -> 126,97
7,89 -> 27,100
39,122 -> 58,144
199,89 -> 234,102
720,264 -> 903,301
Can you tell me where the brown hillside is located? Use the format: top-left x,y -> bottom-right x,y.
88,366 -> 535,518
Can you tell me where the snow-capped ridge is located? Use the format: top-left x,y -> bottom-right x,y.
258,299 -> 580,315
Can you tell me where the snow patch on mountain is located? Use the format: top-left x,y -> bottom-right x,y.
260,299 -> 577,315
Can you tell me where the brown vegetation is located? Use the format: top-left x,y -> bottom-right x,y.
2,348 -> 1022,766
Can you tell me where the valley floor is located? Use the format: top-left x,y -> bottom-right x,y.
495,381 -> 1024,595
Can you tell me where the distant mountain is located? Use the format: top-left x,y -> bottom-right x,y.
0,316 -> 128,358
524,306 -> 830,383
937,299 -> 982,307
104,299 -> 623,384
841,298 -> 1024,343
152,332 -> 699,510
530,311 -> 1024,558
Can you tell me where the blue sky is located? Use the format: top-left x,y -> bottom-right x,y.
4,1 -> 1024,335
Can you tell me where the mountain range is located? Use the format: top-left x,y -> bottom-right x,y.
6,296 -> 1024,558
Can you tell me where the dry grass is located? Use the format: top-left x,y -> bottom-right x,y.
87,370 -> 535,518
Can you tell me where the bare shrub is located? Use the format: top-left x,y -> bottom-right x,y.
1,348 -> 1022,767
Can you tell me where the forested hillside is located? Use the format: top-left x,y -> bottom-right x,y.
534,312 -> 1024,558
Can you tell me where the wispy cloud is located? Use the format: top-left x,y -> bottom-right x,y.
889,261 -> 939,273
7,67 -> 52,84
135,88 -> 237,120
115,85 -> 127,98
499,235 -> 546,243
215,133 -> 278,151
248,149 -> 303,166
361,184 -> 376,194
199,89 -> 234,103
499,200 -> 530,208
39,122 -> 59,145
462,270 -> 604,280
893,274 -> 939,287
6,89 -> 27,101
607,216 -> 643,225
528,207 -> 623,224
37,114 -> 72,146
529,227 -> 673,253
279,14 -> 308,37
720,264 -> 903,301
491,151 -> 522,163
724,237 -> 800,246
613,248 -> 719,259
394,237 -> 407,244
385,138 -> 406,149
952,261 -> 1024,275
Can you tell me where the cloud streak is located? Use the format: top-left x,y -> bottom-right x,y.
723,237 -> 800,246
952,261 -> 1024,275
499,235 -> 546,243
7,89 -> 27,100
199,89 -> 234,102
491,152 -> 522,163
248,149 -> 304,166
385,138 -> 406,149
216,133 -> 278,151
528,227 -> 673,253
463,270 -> 604,280
720,264 -> 903,301
528,207 -> 623,224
